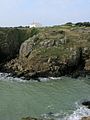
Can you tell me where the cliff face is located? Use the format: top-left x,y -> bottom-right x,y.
0,27 -> 35,62
0,25 -> 90,78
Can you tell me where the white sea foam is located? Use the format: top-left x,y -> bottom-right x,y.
0,72 -> 28,83
49,77 -> 62,80
38,77 -> 50,82
0,72 -> 62,83
64,106 -> 90,120
38,77 -> 62,82
41,103 -> 90,120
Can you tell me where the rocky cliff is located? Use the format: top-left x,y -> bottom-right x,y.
0,27 -> 37,62
0,25 -> 90,79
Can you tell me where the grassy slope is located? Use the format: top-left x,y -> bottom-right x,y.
25,25 -> 90,62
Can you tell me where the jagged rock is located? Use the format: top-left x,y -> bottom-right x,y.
55,38 -> 66,46
1,26 -> 90,79
22,117 -> 42,120
21,116 -> 54,120
40,39 -> 55,48
0,29 -> 20,62
81,116 -> 90,120
19,37 -> 35,59
82,101 -> 90,109
85,59 -> 90,71
0,28 -> 31,62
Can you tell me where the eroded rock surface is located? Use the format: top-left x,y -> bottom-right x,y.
81,116 -> 90,120
1,26 -> 90,79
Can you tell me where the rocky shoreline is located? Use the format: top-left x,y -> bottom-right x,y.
21,100 -> 90,120
21,116 -> 90,120
0,25 -> 90,80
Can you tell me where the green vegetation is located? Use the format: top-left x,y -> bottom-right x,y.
75,22 -> 90,27
30,27 -> 39,37
0,22 -> 90,77
0,22 -> 90,63
0,27 -> 39,61
19,23 -> 90,68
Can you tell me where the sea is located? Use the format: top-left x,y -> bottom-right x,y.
0,72 -> 90,120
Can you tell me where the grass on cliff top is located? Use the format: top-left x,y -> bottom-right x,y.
30,45 -> 74,63
0,25 -> 90,61
27,25 -> 90,62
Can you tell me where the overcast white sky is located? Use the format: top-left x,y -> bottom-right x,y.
0,0 -> 90,26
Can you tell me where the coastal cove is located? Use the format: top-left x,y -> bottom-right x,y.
0,74 -> 90,120
0,23 -> 90,120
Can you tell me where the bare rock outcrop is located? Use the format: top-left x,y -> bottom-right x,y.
81,116 -> 90,120
1,26 -> 90,79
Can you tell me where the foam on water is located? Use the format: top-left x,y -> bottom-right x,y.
0,72 -> 90,120
41,103 -> 90,120
38,77 -> 62,82
0,72 -> 29,83
65,106 -> 90,120
0,72 -> 62,83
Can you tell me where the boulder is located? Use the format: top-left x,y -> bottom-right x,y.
82,101 -> 90,109
40,39 -> 55,48
85,59 -> 90,71
19,37 -> 35,59
22,117 -> 42,120
81,116 -> 90,120
21,116 -> 54,120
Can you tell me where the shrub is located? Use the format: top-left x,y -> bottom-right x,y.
65,22 -> 73,26
30,27 -> 39,37
75,22 -> 90,27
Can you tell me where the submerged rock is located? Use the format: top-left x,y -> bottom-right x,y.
21,116 -> 54,120
22,117 -> 41,120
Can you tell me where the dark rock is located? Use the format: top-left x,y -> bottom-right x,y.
81,116 -> 90,120
47,112 -> 54,116
0,26 -> 90,79
71,71 -> 80,78
82,101 -> 90,109
85,59 -> 90,71
22,117 -> 41,120
0,28 -> 20,62
21,116 -> 54,120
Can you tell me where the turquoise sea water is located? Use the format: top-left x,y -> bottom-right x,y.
0,73 -> 90,120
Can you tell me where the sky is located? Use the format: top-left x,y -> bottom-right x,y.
0,0 -> 90,27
